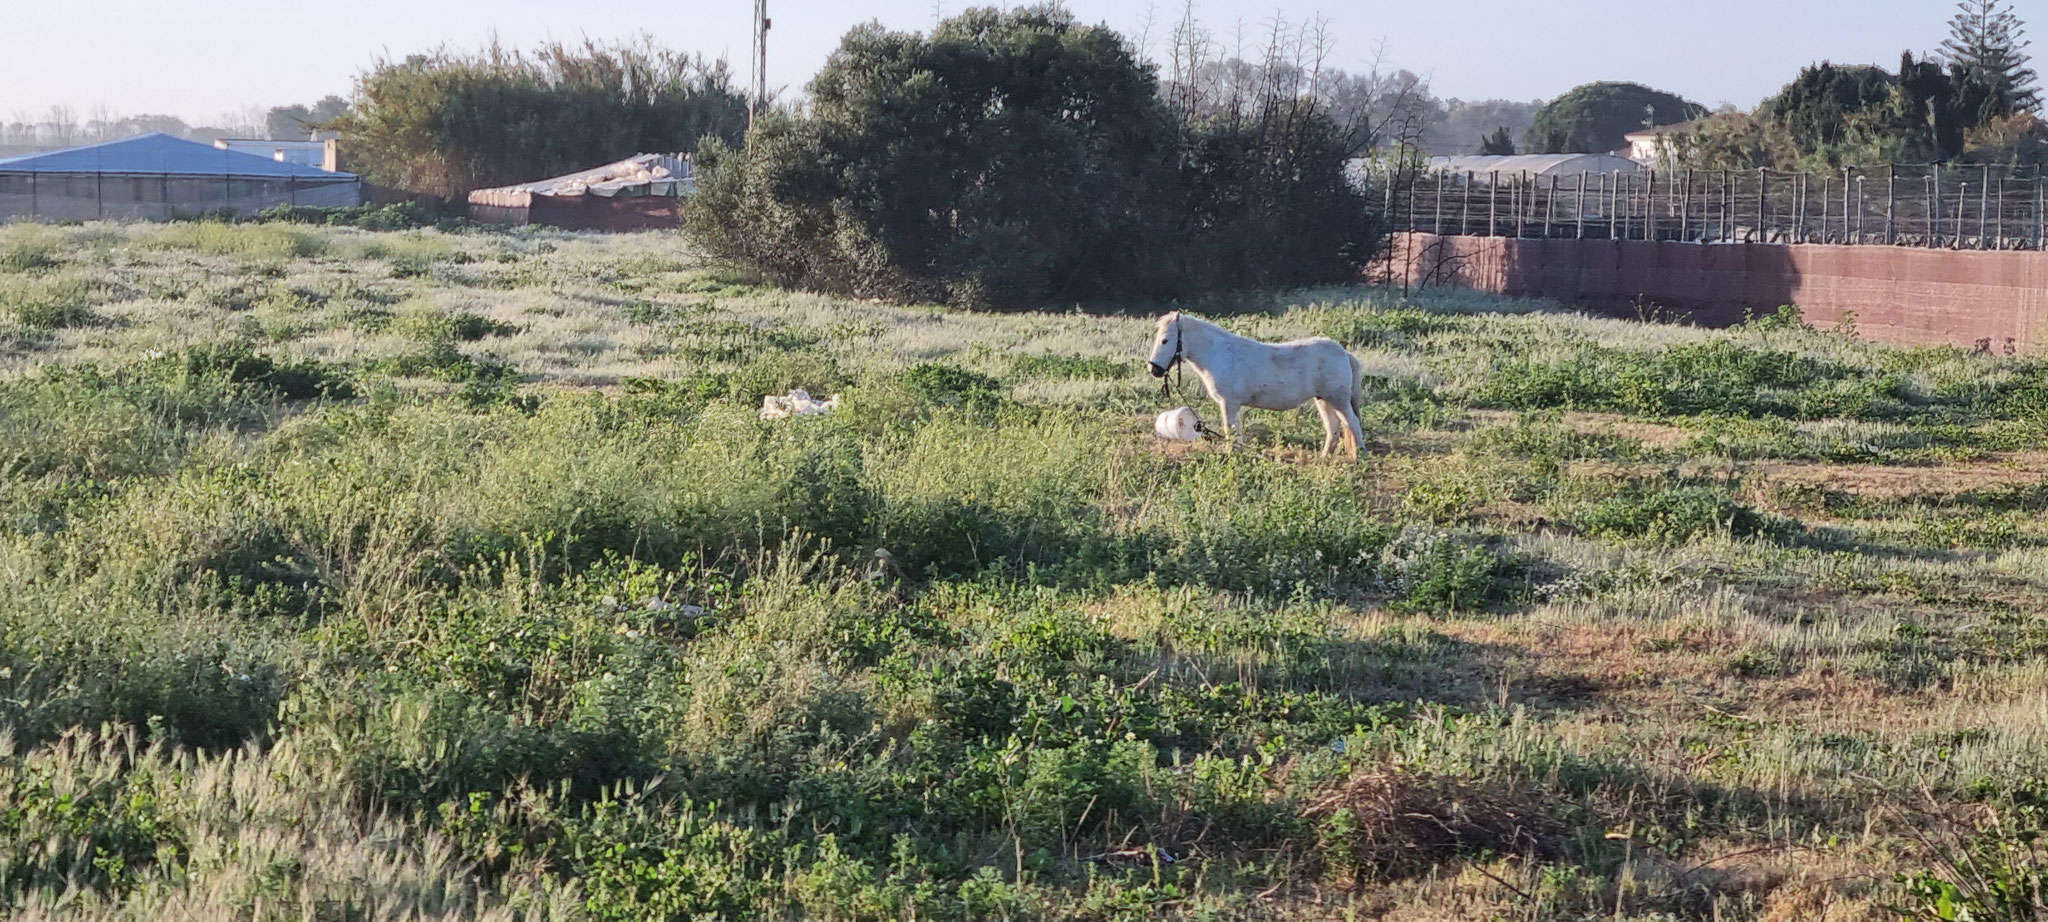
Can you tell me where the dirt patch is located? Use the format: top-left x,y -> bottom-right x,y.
1754,451 -> 2048,500
1564,411 -> 1695,449
1301,767 -> 1573,882
1465,409 -> 1695,449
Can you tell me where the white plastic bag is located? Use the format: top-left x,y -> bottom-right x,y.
1154,406 -> 1205,441
760,389 -> 840,420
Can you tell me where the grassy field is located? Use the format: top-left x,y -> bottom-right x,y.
3,219 -> 2048,921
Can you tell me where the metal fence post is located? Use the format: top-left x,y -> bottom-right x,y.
1931,165 -> 1942,247
1720,170 -> 1731,242
1546,174 -> 1558,238
1462,171 -> 1474,235
1756,169 -> 1768,243
1957,180 -> 1970,249
1521,171 -> 1533,238
1854,175 -> 1865,242
1980,165 -> 1993,249
1576,174 -> 1587,239
1434,171 -> 1445,236
1794,172 -> 1806,243
1644,170 -> 1655,241
1841,167 -> 1852,244
1488,171 -> 1499,236
1609,171 -> 1621,239
1508,172 -> 1519,238
1679,170 -> 1691,242
1820,174 -> 1832,243
1996,167 -> 2007,249
1886,166 -> 1897,245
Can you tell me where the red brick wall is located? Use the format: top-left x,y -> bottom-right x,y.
526,196 -> 682,232
1387,232 -> 2048,352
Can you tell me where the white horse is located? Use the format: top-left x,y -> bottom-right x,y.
1146,311 -> 1365,458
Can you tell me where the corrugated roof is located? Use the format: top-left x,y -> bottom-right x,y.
1424,154 -> 1641,176
0,133 -> 355,178
467,153 -> 690,207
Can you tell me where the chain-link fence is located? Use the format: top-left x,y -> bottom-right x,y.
0,172 -> 361,222
1362,164 -> 2048,249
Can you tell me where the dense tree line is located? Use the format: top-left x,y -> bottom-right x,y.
1674,1 -> 2044,171
686,6 -> 1381,309
0,108 -> 270,148
334,39 -> 748,199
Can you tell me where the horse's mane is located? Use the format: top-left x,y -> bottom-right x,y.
1173,312 -> 1242,343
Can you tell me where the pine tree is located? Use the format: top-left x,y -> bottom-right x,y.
1478,125 -> 1515,155
1942,0 -> 2041,117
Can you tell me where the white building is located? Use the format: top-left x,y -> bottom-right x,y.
1622,121 -> 1703,166
212,138 -> 341,172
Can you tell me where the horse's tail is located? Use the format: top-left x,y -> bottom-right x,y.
1348,352 -> 1364,419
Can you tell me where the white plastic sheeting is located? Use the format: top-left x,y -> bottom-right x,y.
467,153 -> 691,207
760,389 -> 840,419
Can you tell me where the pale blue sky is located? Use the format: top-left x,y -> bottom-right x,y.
2,0 -> 1980,123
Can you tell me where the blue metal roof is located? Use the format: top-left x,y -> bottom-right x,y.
0,133 -> 356,179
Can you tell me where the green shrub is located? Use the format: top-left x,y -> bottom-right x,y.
1576,484 -> 1775,544
393,309 -> 520,343
0,611 -> 290,749
257,201 -> 437,230
2,274 -> 99,329
1475,338 -> 1891,420
1145,457 -> 1395,595
175,341 -> 357,400
899,363 -> 1005,413
1899,777 -> 2048,922
0,735 -> 193,898
376,340 -> 518,389
563,790 -> 783,920
1376,528 -> 1522,612
145,222 -> 325,259
0,225 -> 62,272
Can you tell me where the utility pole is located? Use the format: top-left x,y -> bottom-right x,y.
749,0 -> 770,129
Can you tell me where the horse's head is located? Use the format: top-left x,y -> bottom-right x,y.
1147,311 -> 1182,378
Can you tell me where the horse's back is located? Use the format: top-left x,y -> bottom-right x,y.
1221,336 -> 1358,410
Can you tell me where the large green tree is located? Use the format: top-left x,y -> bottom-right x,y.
1758,63 -> 1896,154
690,7 -> 1179,307
1943,0 -> 2040,118
1524,82 -> 1706,154
687,5 -> 1379,308
337,39 -> 746,199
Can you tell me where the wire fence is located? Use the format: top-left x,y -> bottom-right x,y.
0,172 -> 361,222
1362,164 -> 2048,250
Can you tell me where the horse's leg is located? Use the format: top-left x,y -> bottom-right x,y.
1339,393 -> 1366,460
1313,399 -> 1340,455
1214,397 -> 1245,450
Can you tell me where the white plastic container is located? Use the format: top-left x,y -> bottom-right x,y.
1153,406 -> 1205,441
